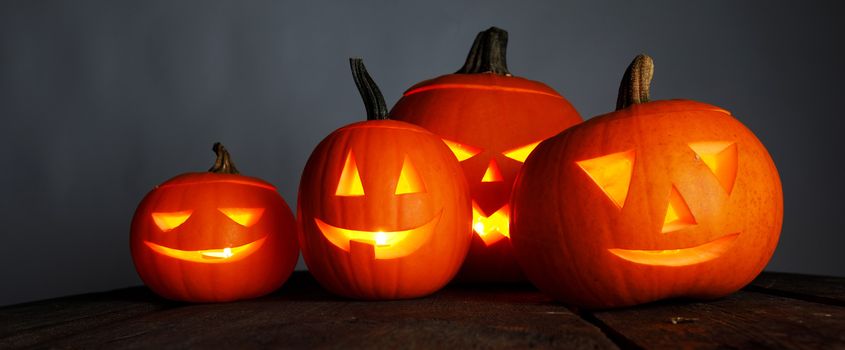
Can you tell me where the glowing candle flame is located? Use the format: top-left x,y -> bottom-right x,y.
474,222 -> 486,236
375,231 -> 388,246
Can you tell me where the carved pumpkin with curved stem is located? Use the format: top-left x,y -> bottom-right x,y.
390,27 -> 582,282
130,143 -> 299,302
297,59 -> 471,300
510,55 -> 783,309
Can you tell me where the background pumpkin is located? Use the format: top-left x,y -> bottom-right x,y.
130,143 -> 298,302
389,27 -> 582,282
510,55 -> 783,309
297,59 -> 471,300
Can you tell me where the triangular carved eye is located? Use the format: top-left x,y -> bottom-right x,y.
336,151 -> 365,196
218,208 -> 265,227
442,139 -> 481,162
395,156 -> 426,194
688,142 -> 738,194
152,211 -> 192,232
576,150 -> 636,209
662,186 -> 696,233
503,141 -> 542,163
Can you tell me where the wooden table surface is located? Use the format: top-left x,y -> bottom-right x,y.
1,271 -> 843,349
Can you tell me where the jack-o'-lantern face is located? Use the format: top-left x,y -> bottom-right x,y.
575,140 -> 741,266
313,149 -> 440,259
394,88 -> 580,250
146,205 -> 268,263
298,120 -> 471,262
132,174 -> 295,270
297,119 -> 471,299
441,138 -> 543,246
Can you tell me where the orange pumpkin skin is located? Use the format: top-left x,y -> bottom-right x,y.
298,120 -> 471,299
511,99 -> 783,309
131,171 -> 298,302
390,28 -> 581,282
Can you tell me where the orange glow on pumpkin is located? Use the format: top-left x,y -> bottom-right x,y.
607,233 -> 739,267
503,141 -> 542,163
481,159 -> 504,182
151,210 -> 193,232
144,236 -> 268,264
689,141 -> 738,193
217,207 -> 265,227
314,211 -> 443,260
576,150 -> 636,209
394,156 -> 426,194
472,202 -> 510,246
662,186 -> 696,233
336,151 -> 365,196
442,139 -> 481,162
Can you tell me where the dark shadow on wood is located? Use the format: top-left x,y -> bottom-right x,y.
3,271 -> 844,349
591,290 -> 845,349
576,310 -> 645,350
746,272 -> 845,307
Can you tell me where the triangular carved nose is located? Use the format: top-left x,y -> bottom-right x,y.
481,159 -> 504,182
662,185 -> 696,233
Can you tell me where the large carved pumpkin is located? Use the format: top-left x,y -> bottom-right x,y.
130,143 -> 298,302
510,55 -> 783,309
390,27 -> 582,282
297,59 -> 471,299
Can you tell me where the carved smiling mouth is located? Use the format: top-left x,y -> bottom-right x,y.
471,202 -> 510,246
315,211 -> 442,259
608,233 -> 739,267
144,236 -> 267,264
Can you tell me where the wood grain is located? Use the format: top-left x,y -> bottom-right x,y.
2,272 -> 842,349
749,272 -> 845,306
0,287 -> 174,346
591,290 -> 845,349
1,273 -> 615,349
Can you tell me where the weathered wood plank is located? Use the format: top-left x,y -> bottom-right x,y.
591,290 -> 845,350
2,273 -> 616,349
4,272 -> 844,349
748,272 -> 845,306
0,287 -> 175,347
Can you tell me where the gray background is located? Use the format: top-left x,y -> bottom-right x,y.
1,0 -> 843,306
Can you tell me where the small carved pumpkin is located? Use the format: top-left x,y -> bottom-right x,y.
297,59 -> 471,299
510,55 -> 783,309
130,143 -> 298,302
390,27 -> 582,282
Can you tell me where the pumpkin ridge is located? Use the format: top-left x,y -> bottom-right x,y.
335,122 -> 433,133
403,83 -> 563,99
157,178 -> 277,191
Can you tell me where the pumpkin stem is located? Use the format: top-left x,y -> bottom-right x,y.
208,142 -> 240,174
456,26 -> 511,76
350,58 -> 389,120
616,54 -> 654,110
